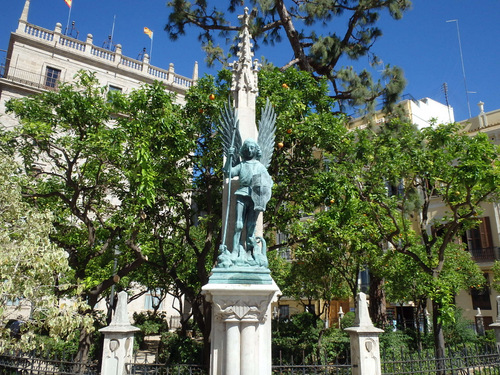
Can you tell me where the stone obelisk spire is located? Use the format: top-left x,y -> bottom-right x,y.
230,7 -> 261,142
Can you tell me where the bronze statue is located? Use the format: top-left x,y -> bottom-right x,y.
218,99 -> 276,268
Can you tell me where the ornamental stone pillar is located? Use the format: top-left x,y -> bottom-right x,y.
202,282 -> 280,375
345,293 -> 384,375
99,291 -> 140,375
489,296 -> 500,350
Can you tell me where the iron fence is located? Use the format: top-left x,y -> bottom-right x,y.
128,363 -> 208,375
1,344 -> 499,375
0,350 -> 98,375
382,344 -> 500,375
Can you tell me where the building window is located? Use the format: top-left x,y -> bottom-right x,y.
45,67 -> 61,88
108,85 -> 122,93
107,85 -> 122,102
144,289 -> 163,310
279,305 -> 290,320
471,273 -> 491,310
462,217 -> 494,262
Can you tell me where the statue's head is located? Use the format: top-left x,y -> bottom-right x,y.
240,139 -> 262,160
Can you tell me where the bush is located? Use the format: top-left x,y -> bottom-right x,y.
443,308 -> 478,346
272,312 -> 351,364
157,332 -> 203,364
133,311 -> 169,350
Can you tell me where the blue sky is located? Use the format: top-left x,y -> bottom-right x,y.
1,1 -> 499,121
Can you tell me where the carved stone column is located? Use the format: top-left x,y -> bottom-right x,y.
345,293 -> 384,375
99,291 -> 140,375
489,296 -> 500,349
202,282 -> 280,375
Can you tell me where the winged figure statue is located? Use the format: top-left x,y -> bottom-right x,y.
218,98 -> 276,267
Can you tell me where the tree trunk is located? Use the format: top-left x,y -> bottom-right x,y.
201,298 -> 212,366
368,272 -> 387,327
432,300 -> 446,374
74,328 -> 92,374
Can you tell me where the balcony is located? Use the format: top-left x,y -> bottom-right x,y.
1,64 -> 59,92
469,247 -> 499,263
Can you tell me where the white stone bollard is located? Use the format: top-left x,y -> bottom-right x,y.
489,296 -> 500,350
345,293 -> 384,375
99,291 -> 140,375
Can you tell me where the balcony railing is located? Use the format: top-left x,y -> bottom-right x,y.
1,65 -> 59,91
6,21 -> 195,90
469,247 -> 498,263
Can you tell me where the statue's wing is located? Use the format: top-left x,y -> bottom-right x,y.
219,100 -> 241,165
257,98 -> 277,169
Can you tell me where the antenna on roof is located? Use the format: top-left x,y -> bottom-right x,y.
442,82 -> 452,123
446,19 -> 472,119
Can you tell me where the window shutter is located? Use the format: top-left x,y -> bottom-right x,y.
479,217 -> 493,249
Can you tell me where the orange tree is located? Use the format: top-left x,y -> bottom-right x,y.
322,120 -> 498,359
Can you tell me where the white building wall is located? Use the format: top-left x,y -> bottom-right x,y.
409,97 -> 455,128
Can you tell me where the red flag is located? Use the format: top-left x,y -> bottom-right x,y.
64,0 -> 72,7
144,27 -> 153,39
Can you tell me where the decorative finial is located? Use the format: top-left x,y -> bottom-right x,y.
231,7 -> 260,94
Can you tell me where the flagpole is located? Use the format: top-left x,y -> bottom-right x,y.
149,33 -> 153,63
110,15 -> 116,46
65,3 -> 72,35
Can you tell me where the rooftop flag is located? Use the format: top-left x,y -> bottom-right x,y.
64,0 -> 72,8
144,27 -> 153,39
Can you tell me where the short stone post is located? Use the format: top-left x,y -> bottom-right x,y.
489,296 -> 500,349
475,308 -> 485,336
345,293 -> 384,375
99,291 -> 140,375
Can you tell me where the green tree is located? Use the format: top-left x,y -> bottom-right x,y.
0,152 -> 91,350
3,71 -> 194,359
165,0 -> 409,112
325,120 -> 497,359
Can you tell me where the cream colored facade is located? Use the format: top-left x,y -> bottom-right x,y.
0,0 -> 197,131
450,102 -> 500,328
350,98 -> 500,330
0,0 -> 197,326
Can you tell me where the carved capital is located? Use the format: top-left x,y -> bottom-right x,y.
213,295 -> 272,322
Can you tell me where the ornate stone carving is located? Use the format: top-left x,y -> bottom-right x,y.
213,296 -> 273,322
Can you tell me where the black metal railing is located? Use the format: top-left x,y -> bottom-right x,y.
2,343 -> 499,375
469,247 -> 498,262
0,350 -> 99,375
1,65 -> 60,92
382,344 -> 500,375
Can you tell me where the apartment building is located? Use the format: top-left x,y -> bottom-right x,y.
350,97 -> 500,330
0,0 -> 197,131
451,102 -> 500,328
0,0 -> 197,327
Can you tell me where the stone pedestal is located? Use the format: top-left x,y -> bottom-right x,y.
489,296 -> 500,349
345,293 -> 384,375
202,282 -> 280,375
99,291 -> 140,375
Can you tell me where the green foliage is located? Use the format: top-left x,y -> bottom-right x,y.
379,329 -> 415,352
339,312 -> 356,330
0,152 -> 92,351
133,311 -> 169,349
2,71 -> 194,356
491,261 -> 500,292
165,0 -> 410,113
273,312 -> 351,364
272,312 -> 325,363
442,308 -> 479,346
157,332 -> 203,364
324,120 -> 500,354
